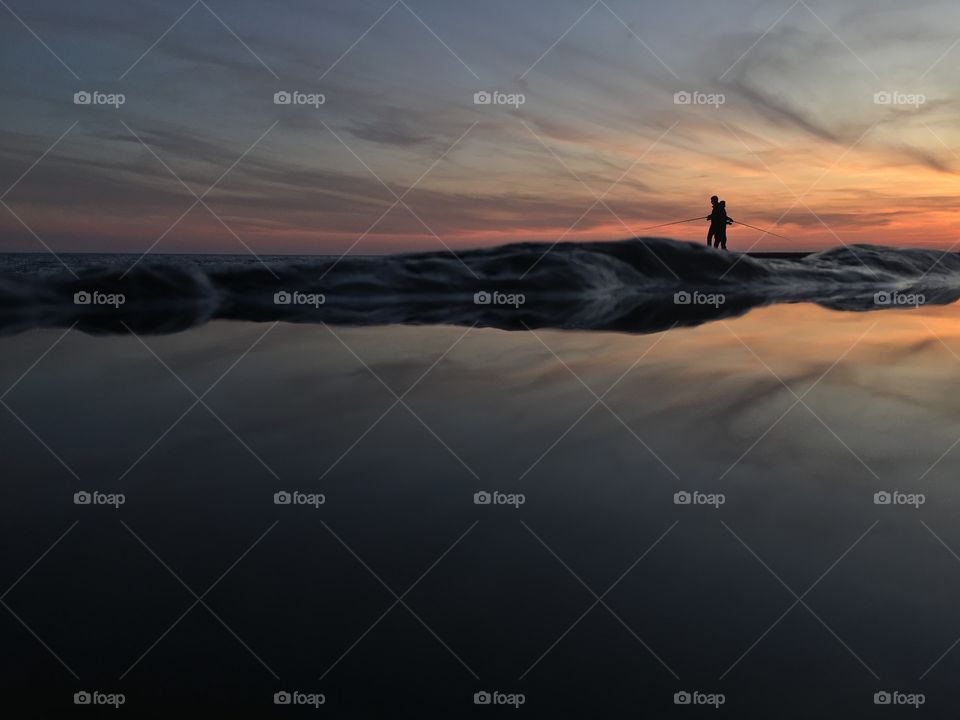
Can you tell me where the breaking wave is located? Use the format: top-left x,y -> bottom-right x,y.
1,238 -> 957,335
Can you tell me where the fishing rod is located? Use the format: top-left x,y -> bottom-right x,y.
731,220 -> 790,240
643,215 -> 791,240
641,216 -> 707,230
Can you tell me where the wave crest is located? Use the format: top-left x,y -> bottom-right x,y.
1,238 -> 957,335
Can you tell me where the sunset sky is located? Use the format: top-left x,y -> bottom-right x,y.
2,0 -> 960,254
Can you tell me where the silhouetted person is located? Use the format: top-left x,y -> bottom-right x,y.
706,196 -> 720,247
706,197 -> 734,250
715,200 -> 735,249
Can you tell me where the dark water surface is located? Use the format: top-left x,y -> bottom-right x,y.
1,303 -> 960,717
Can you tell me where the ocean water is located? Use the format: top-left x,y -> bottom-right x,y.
1,291 -> 960,716
2,240 -> 959,337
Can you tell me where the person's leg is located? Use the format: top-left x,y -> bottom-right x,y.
707,228 -> 715,246
718,228 -> 727,250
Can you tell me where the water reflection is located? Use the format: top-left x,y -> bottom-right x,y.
1,302 -> 960,715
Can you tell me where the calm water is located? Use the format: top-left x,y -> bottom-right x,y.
1,303 -> 959,716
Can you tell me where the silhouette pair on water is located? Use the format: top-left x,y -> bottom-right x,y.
706,195 -> 733,250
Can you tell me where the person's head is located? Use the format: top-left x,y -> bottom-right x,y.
719,200 -> 726,207
710,195 -> 718,205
